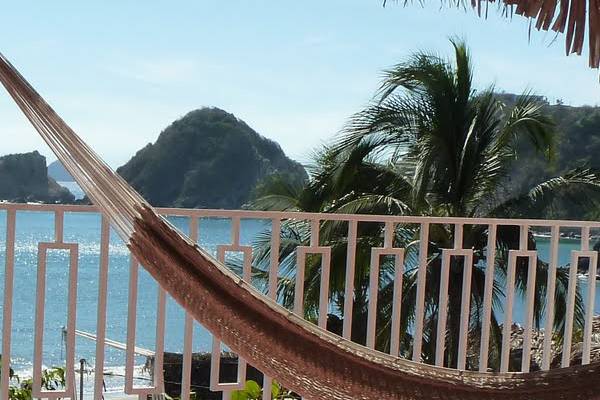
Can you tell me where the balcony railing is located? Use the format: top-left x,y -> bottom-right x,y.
0,202 -> 598,399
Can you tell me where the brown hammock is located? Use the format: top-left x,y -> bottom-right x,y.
0,53 -> 599,400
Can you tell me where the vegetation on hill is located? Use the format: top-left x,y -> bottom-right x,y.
117,107 -> 307,209
250,40 -> 600,369
0,151 -> 74,204
500,96 -> 600,220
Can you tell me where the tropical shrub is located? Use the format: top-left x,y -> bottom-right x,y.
232,380 -> 298,400
0,360 -> 66,400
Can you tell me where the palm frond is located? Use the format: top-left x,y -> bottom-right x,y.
249,174 -> 305,211
491,168 -> 600,218
496,91 -> 556,161
330,194 -> 412,215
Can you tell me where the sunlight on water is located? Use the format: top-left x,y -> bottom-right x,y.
0,210 -> 269,393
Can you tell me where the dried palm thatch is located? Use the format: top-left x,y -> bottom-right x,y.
0,52 -> 599,399
384,0 -> 600,68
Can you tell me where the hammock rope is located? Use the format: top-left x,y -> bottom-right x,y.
0,52 -> 599,399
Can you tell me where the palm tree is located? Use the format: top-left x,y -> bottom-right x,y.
249,39 -> 600,370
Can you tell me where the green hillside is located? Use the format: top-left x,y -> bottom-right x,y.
117,107 -> 307,209
500,94 -> 600,220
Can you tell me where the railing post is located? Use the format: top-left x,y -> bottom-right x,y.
94,217 -> 110,399
542,225 -> 560,370
479,223 -> 497,372
1,209 -> 16,400
181,217 -> 199,400
342,220 -> 358,340
262,218 -> 281,400
581,227 -> 598,365
412,223 -> 429,362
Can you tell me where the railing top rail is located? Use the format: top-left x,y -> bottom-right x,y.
1,202 -> 599,228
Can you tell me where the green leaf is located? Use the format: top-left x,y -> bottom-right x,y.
231,389 -> 249,400
245,380 -> 262,398
271,381 -> 281,398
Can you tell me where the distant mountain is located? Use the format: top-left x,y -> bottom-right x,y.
117,107 -> 307,209
497,93 -> 600,220
0,151 -> 75,203
48,160 -> 74,182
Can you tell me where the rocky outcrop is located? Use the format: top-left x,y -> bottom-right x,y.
0,151 -> 74,203
117,107 -> 307,209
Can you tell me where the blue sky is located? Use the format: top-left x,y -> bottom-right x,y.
0,1 -> 598,167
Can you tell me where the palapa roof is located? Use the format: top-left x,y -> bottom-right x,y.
385,0 -> 600,68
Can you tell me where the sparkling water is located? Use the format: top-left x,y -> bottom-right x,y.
0,210 -> 267,394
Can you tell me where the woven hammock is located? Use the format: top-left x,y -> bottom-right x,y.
0,53 -> 599,400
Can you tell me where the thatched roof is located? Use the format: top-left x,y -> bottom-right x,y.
505,0 -> 599,67
385,0 -> 600,68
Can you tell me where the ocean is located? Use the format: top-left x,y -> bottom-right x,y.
0,182 -> 597,395
0,208 -> 269,394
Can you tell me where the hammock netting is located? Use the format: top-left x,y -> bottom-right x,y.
0,51 -> 599,399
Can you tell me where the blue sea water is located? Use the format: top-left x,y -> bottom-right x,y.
0,210 -> 269,393
509,237 -> 600,325
0,209 -> 599,394
57,181 -> 85,200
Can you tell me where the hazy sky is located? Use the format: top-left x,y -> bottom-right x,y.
0,1 -> 598,167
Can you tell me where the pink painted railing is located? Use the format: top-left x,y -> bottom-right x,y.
0,202 -> 599,399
